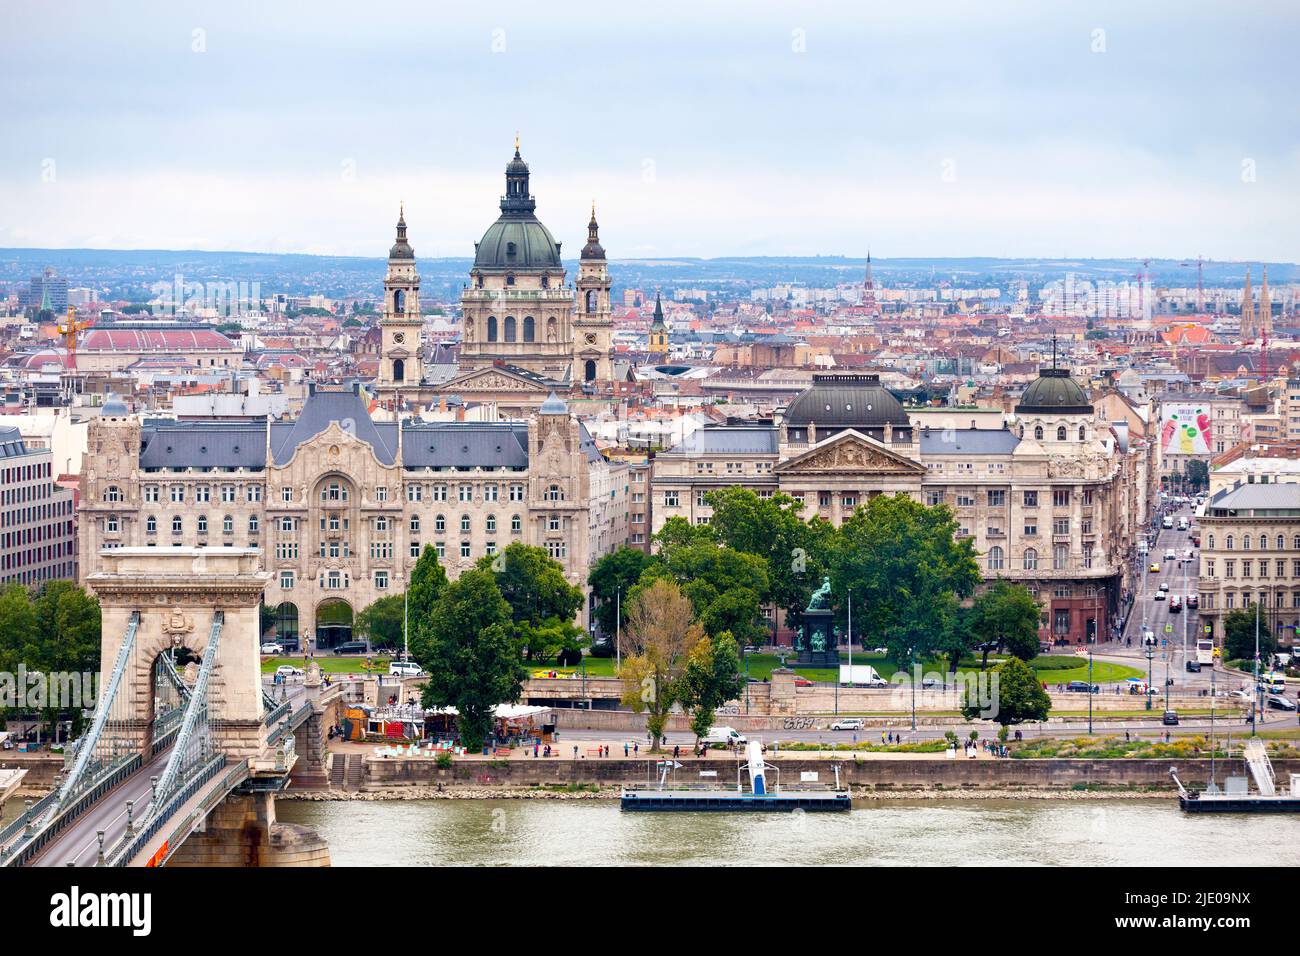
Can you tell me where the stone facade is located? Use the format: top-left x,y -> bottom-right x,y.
79,386 -> 627,643
651,370 -> 1151,644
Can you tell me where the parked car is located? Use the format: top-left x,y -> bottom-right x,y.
1162,710 -> 1180,726
388,660 -> 423,678
1266,694 -> 1297,711
830,718 -> 865,731
260,642 -> 282,655
332,641 -> 369,655
275,665 -> 303,678
1066,680 -> 1098,693
1187,594 -> 1199,609
794,676 -> 815,687
1186,660 -> 1202,673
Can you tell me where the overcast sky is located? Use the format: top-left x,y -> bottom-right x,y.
2,0 -> 1296,261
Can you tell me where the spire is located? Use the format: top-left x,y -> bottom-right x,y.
651,291 -> 665,330
389,204 -> 414,260
861,250 -> 879,314
581,199 -> 605,260
1242,268 -> 1255,339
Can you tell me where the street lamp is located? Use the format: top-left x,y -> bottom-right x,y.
1087,647 -> 1094,735
1145,641 -> 1154,712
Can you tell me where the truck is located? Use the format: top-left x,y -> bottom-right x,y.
838,664 -> 887,687
701,726 -> 747,747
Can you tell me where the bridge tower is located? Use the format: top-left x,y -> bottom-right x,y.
87,547 -> 270,760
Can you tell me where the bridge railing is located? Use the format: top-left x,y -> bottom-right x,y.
0,754 -> 142,867
148,612 -> 223,816
266,701 -> 315,744
109,755 -> 245,868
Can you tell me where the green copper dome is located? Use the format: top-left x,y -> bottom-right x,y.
1015,367 -> 1092,414
472,144 -> 563,273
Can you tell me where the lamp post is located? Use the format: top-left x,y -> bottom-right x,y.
910,645 -> 917,734
1087,647 -> 1094,735
615,587 -> 621,673
1145,642 -> 1154,712
1252,597 -> 1261,738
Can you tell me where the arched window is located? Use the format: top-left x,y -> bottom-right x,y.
105,485 -> 123,503
504,316 -> 517,342
1277,535 -> 1285,550
1018,425 -> 1025,438
1242,535 -> 1251,550
146,515 -> 157,534
1226,535 -> 1234,550
523,316 -> 535,342
410,516 -> 420,533
487,316 -> 497,342
393,358 -> 405,382
1207,533 -> 1215,549
988,546 -> 1005,571
1056,425 -> 1067,441
394,289 -> 405,312
172,516 -> 183,534
435,514 -> 446,533
486,514 -> 497,533
1078,425 -> 1086,440
1023,548 -> 1038,571
511,515 -> 522,533
197,515 -> 208,534
546,484 -> 564,501
460,514 -> 471,533
222,515 -> 233,534
585,290 -> 597,313
1034,425 -> 1044,440
585,359 -> 597,381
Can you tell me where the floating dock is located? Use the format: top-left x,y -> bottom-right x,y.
620,739 -> 850,812
1172,739 -> 1300,813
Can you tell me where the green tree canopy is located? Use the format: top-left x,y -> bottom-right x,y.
416,568 -> 524,751
1223,606 -> 1277,663
475,543 -> 584,661
638,537 -> 769,645
619,579 -> 703,750
588,546 -> 654,637
963,655 -> 1051,726
968,579 -> 1043,664
355,594 -> 405,650
680,630 -> 744,747
830,493 -> 981,667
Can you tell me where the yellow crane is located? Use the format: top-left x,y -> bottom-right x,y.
56,306 -> 94,371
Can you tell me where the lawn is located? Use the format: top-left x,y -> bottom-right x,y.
259,655 -> 391,674
565,651 -> 1143,686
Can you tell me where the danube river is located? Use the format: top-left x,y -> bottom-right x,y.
277,798 -> 1300,866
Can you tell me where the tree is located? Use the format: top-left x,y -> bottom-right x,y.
830,494 -> 981,668
638,539 -> 769,645
587,547 -> 654,640
1223,606 -> 1276,663
963,655 -> 1050,727
476,543 -> 584,661
406,544 -> 448,661
968,580 -> 1043,665
705,487 -> 836,632
1185,459 -> 1209,491
619,579 -> 703,751
680,630 -> 744,749
355,594 -> 405,650
416,569 -> 524,752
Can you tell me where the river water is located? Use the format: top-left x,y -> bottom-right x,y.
276,798 -> 1300,866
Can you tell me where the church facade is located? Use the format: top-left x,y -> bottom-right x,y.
376,143 -> 614,414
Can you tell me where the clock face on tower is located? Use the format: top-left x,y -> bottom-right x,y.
394,333 -> 405,343
585,333 -> 597,344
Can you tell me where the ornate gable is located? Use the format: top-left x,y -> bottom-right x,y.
442,365 -> 551,394
776,430 -> 926,476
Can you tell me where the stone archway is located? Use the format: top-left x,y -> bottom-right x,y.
86,547 -> 271,760
314,599 -> 353,650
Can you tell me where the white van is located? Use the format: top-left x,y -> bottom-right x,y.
1177,517 -> 1189,531
701,726 -> 747,746
1162,516 -> 1174,529
388,660 -> 424,677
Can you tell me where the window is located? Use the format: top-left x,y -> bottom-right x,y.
1056,426 -> 1067,441
1034,425 -> 1044,440
375,516 -> 389,532
1023,490 -> 1038,507
987,489 -> 1006,507
546,540 -> 567,560
322,482 -> 348,503
956,493 -> 975,507
1053,544 -> 1068,570
196,485 -> 210,503
144,485 -> 159,503
105,516 -> 119,533
374,571 -> 389,590
1052,489 -> 1070,507
171,485 -> 185,503
222,515 -> 233,534
1053,518 -> 1070,535
280,517 -> 295,532
1023,548 -> 1038,570
459,484 -> 473,502
249,515 -> 259,533
281,486 -> 292,503
1024,521 -> 1037,536
1078,425 -> 1086,441
407,484 -> 422,503
511,514 -> 522,533
509,484 -> 525,502
664,491 -> 679,508
221,485 -> 236,503
925,491 -> 945,507
432,485 -> 448,502
280,571 -> 294,589
197,515 -> 208,534
460,514 -> 471,533
410,515 -> 420,533
435,515 -> 446,533
435,542 -> 446,558
247,484 -> 262,503
987,546 -> 1005,571
146,515 -> 157,534
460,541 -> 471,559
376,486 -> 388,503
486,514 -> 497,533
172,516 -> 183,535
546,484 -> 564,502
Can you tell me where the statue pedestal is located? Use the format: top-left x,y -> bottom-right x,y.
796,606 -> 839,669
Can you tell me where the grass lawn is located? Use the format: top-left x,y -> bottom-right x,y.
259,655 -> 391,674
564,651 -> 1143,686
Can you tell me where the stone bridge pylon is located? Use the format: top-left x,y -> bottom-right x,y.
86,547 -> 270,760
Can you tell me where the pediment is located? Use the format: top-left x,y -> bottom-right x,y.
440,366 -> 551,393
776,430 -> 926,476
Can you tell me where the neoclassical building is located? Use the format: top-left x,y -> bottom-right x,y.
1196,481 -> 1300,645
79,386 -> 627,646
652,369 -> 1150,644
376,143 -> 615,414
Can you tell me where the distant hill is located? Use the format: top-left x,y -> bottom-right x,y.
0,247 -> 1293,303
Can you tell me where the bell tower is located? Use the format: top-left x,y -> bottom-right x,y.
647,291 -> 668,365
380,205 -> 422,388
574,202 -> 613,383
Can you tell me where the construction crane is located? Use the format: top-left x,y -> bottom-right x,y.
55,306 -> 94,372
1179,256 -> 1204,313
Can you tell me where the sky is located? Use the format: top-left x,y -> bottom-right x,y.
1,0 -> 1297,261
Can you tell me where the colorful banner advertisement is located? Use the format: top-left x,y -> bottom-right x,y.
1159,404 -> 1212,455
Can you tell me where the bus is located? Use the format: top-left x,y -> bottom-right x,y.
1196,640 -> 1215,666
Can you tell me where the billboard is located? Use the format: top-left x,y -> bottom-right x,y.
1159,404 -> 1212,455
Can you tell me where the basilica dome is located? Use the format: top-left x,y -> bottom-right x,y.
1015,367 -> 1092,414
472,144 -> 563,273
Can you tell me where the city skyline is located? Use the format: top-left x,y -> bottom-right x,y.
2,0 -> 1297,261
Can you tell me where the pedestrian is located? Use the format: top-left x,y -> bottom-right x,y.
533,742 -> 539,758
633,742 -> 639,755
673,744 -> 680,759
573,745 -> 578,759
604,744 -> 609,758
881,731 -> 886,744
624,742 -> 629,757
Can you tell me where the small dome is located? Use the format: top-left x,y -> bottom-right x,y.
101,393 -> 128,416
539,390 -> 568,415
785,373 -> 910,429
1015,367 -> 1092,414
